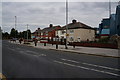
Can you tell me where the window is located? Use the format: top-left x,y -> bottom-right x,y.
41,33 -> 43,35
69,36 -> 74,41
61,30 -> 65,35
56,31 -> 58,34
46,31 -> 48,35
69,30 -> 74,34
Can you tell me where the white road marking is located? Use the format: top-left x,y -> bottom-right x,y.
19,50 -> 46,57
54,60 -> 120,77
61,58 -> 120,71
26,50 -> 38,54
16,48 -> 21,50
61,58 -> 79,63
7,48 -> 15,51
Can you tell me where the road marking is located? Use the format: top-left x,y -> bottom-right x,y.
61,58 -> 120,71
26,50 -> 38,55
19,50 -> 46,57
61,58 -> 79,63
7,48 -> 15,51
16,48 -> 21,50
54,60 -> 120,77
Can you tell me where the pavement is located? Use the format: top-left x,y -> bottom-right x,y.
10,40 -> 120,58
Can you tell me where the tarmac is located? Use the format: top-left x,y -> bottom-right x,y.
10,40 -> 120,58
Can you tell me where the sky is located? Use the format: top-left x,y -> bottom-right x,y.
1,1 -> 119,33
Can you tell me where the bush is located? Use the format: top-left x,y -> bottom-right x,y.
24,42 -> 31,44
98,37 -> 110,43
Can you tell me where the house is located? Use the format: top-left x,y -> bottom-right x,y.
56,20 -> 95,42
32,28 -> 41,40
40,24 -> 61,42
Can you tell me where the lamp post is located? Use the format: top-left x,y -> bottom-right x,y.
109,0 -> 111,17
65,0 -> 68,49
27,24 -> 28,42
15,16 -> 17,39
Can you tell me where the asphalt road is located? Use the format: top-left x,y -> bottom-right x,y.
2,40 -> 120,78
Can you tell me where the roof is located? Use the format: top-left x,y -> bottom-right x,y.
58,22 -> 94,30
33,29 -> 41,33
110,14 -> 116,20
41,26 -> 61,32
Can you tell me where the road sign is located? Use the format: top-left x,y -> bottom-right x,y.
66,34 -> 69,36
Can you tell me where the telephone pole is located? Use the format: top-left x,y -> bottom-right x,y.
109,0 -> 111,17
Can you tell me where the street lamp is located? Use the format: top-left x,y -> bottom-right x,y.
27,24 -> 28,42
15,16 -> 17,39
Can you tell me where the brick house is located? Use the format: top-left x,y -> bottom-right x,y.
40,24 -> 61,42
31,28 -> 41,40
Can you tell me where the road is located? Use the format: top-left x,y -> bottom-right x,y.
2,40 -> 120,78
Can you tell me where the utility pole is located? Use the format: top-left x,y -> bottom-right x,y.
109,0 -> 111,17
65,0 -> 68,49
27,24 -> 28,42
15,16 -> 17,38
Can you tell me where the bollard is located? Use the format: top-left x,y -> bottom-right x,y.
52,43 -> 54,46
56,44 -> 58,49
73,45 -> 75,48
44,43 -> 46,46
35,42 -> 37,46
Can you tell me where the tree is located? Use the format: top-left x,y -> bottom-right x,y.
28,29 -> 31,39
10,28 -> 18,38
21,29 -> 31,39
2,32 -> 10,39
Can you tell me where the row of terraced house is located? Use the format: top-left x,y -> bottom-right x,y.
31,19 -> 96,43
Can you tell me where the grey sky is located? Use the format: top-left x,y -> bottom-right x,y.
1,2 -> 118,33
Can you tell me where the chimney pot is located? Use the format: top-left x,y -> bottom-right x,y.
49,24 -> 53,27
72,19 -> 77,23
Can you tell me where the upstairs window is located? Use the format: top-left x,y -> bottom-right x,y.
69,30 -> 74,34
61,30 -> 66,35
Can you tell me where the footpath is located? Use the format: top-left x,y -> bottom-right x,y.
10,40 -> 120,58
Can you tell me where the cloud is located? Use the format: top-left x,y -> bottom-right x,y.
2,0 -> 120,2
2,2 -> 118,33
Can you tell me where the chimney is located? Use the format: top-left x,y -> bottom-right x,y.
72,19 -> 77,24
38,28 -> 40,30
49,24 -> 53,27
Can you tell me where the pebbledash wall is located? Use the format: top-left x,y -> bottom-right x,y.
68,28 -> 95,42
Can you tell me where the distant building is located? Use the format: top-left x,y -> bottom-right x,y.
110,14 -> 116,36
115,5 -> 120,36
99,18 -> 110,38
0,27 -> 2,39
56,20 -> 95,42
